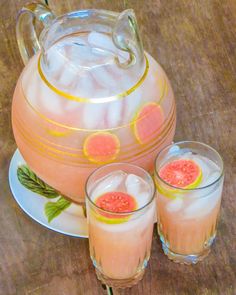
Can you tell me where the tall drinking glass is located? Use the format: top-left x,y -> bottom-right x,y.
86,163 -> 156,288
154,141 -> 224,264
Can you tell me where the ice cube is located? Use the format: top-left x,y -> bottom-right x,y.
60,37 -> 90,65
125,174 -> 145,196
66,42 -> 96,68
135,191 -> 150,209
57,43 -> 97,88
107,100 -> 123,128
112,67 -> 134,89
74,73 -> 95,97
39,83 -> 63,115
184,198 -> 212,219
64,100 -> 80,112
92,47 -> 111,57
96,88 -> 110,98
190,156 -> 221,188
166,197 -> 183,212
204,171 -> 221,186
22,55 -> 37,87
46,44 -> 67,74
91,65 -> 117,89
88,31 -> 117,53
190,155 -> 211,181
123,88 -> 142,123
184,183 -> 223,218
63,36 -> 87,48
91,171 -> 127,200
82,102 -> 107,129
24,69 -> 39,108
88,31 -> 129,61
58,63 -> 78,88
167,145 -> 180,157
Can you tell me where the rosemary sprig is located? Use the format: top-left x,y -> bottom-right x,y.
17,165 -> 59,199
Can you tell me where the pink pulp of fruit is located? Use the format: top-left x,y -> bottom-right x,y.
95,191 -> 137,219
159,159 -> 202,189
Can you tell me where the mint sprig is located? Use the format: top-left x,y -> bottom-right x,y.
17,165 -> 71,222
45,197 -> 71,223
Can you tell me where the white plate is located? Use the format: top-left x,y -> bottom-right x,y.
8,149 -> 88,238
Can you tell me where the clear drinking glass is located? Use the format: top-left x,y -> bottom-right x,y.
85,163 -> 156,288
154,141 -> 224,264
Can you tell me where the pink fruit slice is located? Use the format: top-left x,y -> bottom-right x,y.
133,102 -> 164,144
159,159 -> 202,189
95,191 -> 137,223
83,132 -> 120,164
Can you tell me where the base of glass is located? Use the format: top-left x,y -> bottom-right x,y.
161,242 -> 212,264
95,268 -> 145,289
159,229 -> 216,265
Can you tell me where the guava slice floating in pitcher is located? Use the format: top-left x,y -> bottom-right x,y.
83,132 -> 120,164
94,191 -> 137,224
133,102 -> 164,144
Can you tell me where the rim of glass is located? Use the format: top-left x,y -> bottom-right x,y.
155,140 -> 224,192
85,162 -> 156,215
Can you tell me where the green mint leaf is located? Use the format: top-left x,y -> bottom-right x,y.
44,197 -> 71,223
17,165 -> 59,199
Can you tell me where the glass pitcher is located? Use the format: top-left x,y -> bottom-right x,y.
12,2 -> 176,204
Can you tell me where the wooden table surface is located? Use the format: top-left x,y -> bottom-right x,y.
0,0 -> 235,294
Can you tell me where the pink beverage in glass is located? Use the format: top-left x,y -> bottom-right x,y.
12,7 -> 176,204
154,141 -> 224,264
86,163 -> 156,288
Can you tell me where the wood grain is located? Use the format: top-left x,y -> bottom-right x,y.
0,0 -> 235,294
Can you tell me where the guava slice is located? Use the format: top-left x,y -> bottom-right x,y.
159,159 -> 202,189
133,102 -> 164,144
94,191 -> 137,224
83,132 -> 120,164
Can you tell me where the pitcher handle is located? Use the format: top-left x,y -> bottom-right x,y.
112,9 -> 144,68
16,2 -> 55,65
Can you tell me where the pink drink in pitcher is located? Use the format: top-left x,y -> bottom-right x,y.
13,5 -> 176,203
